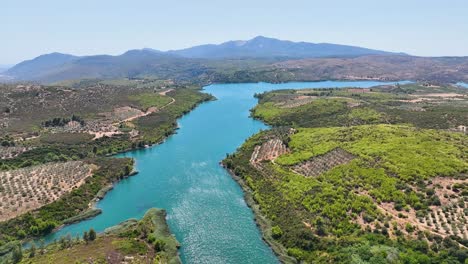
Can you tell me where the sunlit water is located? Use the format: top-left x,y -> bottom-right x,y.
37,81 -> 408,263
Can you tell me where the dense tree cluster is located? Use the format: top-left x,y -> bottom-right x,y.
42,115 -> 85,127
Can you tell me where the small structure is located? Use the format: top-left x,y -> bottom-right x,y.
457,125 -> 466,134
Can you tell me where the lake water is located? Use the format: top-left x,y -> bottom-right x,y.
39,81 -> 407,263
457,82 -> 468,88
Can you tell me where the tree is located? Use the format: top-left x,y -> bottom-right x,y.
154,239 -> 166,252
29,242 -> 36,258
271,225 -> 283,239
39,239 -> 45,255
65,233 -> 72,248
89,228 -> 96,241
125,165 -> 132,176
12,245 -> 23,263
83,231 -> 89,243
16,229 -> 26,239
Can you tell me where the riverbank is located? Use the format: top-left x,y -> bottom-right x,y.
222,163 -> 296,264
59,169 -> 140,228
32,93 -> 215,237
223,83 -> 468,263
18,208 -> 181,264
0,87 -> 214,256
3,81 -> 412,263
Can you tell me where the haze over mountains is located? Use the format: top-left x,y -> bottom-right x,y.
4,36 -> 403,83
0,65 -> 12,73
4,36 -> 468,84
166,36 -> 399,58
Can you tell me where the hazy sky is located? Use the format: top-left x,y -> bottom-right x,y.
2,0 -> 467,64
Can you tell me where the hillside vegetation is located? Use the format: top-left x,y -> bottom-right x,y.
6,208 -> 180,264
253,83 -> 467,129
0,81 -> 212,259
224,83 -> 468,263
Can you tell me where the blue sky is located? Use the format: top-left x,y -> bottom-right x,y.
2,0 -> 467,64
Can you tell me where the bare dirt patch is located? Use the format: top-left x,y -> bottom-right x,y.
422,93 -> 465,98
276,95 -> 317,108
159,88 -> 174,96
104,106 -> 145,123
250,139 -> 290,165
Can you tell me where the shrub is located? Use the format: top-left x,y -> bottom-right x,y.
405,223 -> 415,233
154,239 -> 166,252
271,225 -> 283,239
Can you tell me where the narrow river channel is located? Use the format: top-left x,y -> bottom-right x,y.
40,81 -> 407,263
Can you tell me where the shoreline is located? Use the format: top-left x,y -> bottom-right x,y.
221,163 -> 297,264
17,93 -> 214,246
202,78 -> 411,87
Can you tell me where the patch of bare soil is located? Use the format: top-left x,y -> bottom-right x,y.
105,106 -> 145,123
158,88 -> 174,96
412,93 -> 466,98
276,95 -> 317,108
250,139 -> 290,165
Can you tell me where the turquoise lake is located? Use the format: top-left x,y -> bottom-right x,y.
39,81 -> 407,263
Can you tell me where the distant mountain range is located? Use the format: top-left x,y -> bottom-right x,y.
3,36 -> 405,83
167,36 -> 400,58
0,65 -> 12,73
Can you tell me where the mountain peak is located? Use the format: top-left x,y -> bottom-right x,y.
169,36 -> 397,59
250,35 -> 271,41
35,52 -> 77,59
6,37 -> 405,82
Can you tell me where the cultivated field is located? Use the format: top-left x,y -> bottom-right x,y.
250,138 -> 289,164
292,148 -> 355,177
0,146 -> 32,160
0,161 -> 92,221
225,102 -> 468,263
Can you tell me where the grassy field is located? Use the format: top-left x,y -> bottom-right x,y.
129,92 -> 173,110
225,83 -> 468,263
